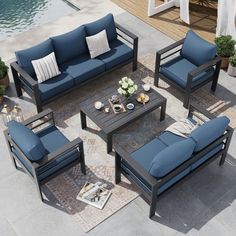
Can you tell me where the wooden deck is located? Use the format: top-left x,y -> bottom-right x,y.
112,0 -> 217,42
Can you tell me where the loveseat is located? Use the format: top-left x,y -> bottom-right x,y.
115,102 -> 233,218
11,14 -> 138,112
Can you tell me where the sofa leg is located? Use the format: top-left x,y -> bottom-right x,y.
149,186 -> 158,218
154,75 -> 159,87
132,59 -> 137,71
183,93 -> 190,109
211,78 -> 218,93
11,65 -> 23,97
115,152 -> 121,184
219,153 -> 227,166
35,182 -> 44,202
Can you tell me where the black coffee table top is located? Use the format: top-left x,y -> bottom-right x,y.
80,82 -> 167,134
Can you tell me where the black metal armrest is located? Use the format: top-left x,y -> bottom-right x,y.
33,137 -> 83,169
23,109 -> 54,128
115,23 -> 138,40
189,56 -> 221,78
11,61 -> 38,87
157,38 -> 185,58
115,146 -> 159,187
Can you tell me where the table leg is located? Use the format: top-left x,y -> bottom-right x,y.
160,100 -> 166,121
80,111 -> 87,129
107,133 -> 113,153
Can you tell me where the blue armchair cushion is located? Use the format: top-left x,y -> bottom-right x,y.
98,39 -> 133,70
131,138 -> 167,171
181,30 -> 216,66
15,39 -> 54,77
37,125 -> 80,181
51,26 -> 87,65
160,56 -> 215,88
190,116 -> 230,152
84,14 -> 117,42
149,138 -> 196,178
60,54 -> 105,85
8,120 -> 48,161
38,72 -> 74,101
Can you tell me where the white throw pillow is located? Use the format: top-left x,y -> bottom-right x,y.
86,30 -> 111,58
32,52 -> 61,83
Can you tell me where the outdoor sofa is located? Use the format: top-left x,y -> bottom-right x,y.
154,30 -> 221,108
115,102 -> 233,218
4,109 -> 86,201
11,14 -> 138,112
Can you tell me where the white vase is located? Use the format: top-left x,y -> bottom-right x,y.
227,64 -> 236,77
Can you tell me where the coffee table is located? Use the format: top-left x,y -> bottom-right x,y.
80,83 -> 167,153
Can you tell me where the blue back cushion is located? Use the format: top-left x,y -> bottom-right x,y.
190,116 -> 230,152
181,30 -> 216,66
149,138 -> 196,178
15,39 -> 54,77
51,26 -> 87,64
84,13 -> 117,42
8,120 -> 48,161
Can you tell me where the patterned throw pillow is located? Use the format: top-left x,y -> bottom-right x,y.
86,30 -> 111,58
31,52 -> 61,83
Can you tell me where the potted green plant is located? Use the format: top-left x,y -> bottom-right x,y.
215,35 -> 236,69
0,58 -> 9,88
0,85 -> 6,104
227,54 -> 236,77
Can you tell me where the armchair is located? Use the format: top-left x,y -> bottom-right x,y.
4,109 -> 86,201
115,102 -> 233,218
154,30 -> 221,108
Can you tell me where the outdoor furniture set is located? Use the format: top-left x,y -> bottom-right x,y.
5,14 -> 233,218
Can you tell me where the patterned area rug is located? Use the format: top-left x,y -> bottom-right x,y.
3,54 -> 236,232
46,165 -> 138,232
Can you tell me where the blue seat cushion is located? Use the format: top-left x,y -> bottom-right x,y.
121,159 -> 191,195
60,54 -> 105,85
38,72 -> 74,101
131,138 -> 167,171
36,125 -> 80,181
181,30 -> 216,66
191,144 -> 223,170
51,26 -> 88,65
158,131 -> 185,146
8,120 -> 48,161
84,13 -> 117,42
160,56 -> 215,88
190,116 -> 230,152
98,39 -> 133,70
15,39 -> 54,77
149,138 -> 196,178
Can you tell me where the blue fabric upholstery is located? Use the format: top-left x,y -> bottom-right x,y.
158,167 -> 191,194
8,120 -> 48,161
98,39 -> 133,70
181,30 -> 216,66
131,138 -> 167,171
60,54 -> 105,85
84,14 -> 117,42
190,116 -> 230,152
38,72 -> 74,101
36,125 -> 80,181
121,159 -> 191,195
15,39 -> 54,76
51,26 -> 87,65
160,56 -> 215,88
158,131 -> 185,146
191,144 -> 223,170
149,138 -> 196,178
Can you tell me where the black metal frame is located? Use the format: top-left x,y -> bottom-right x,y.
115,102 -> 233,218
154,38 -> 222,108
11,23 -> 138,113
4,109 -> 86,201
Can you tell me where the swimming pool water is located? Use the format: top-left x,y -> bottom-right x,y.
0,0 -> 78,39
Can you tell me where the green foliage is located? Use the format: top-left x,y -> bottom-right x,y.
0,85 -> 6,96
0,58 -> 8,79
229,54 -> 236,67
215,35 -> 236,57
